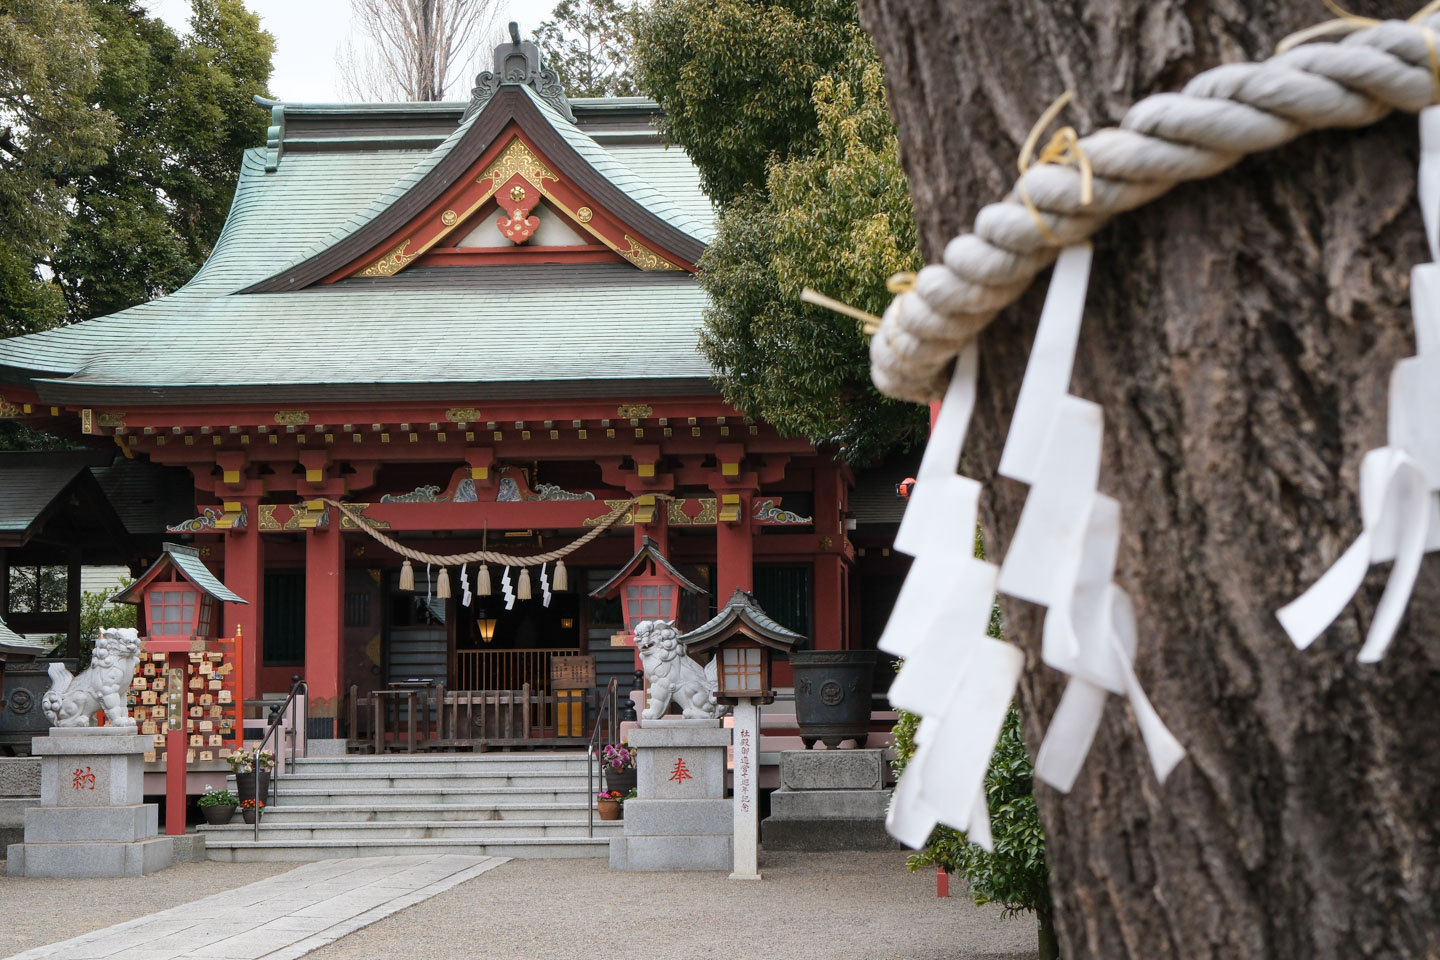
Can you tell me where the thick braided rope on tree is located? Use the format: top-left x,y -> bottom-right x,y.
323,495 -> 668,567
872,16 -> 1440,402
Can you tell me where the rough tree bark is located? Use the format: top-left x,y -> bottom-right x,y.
858,1 -> 1440,957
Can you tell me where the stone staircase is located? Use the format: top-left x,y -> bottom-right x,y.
202,753 -> 618,862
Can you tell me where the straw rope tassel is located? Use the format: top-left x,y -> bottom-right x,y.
554,559 -> 569,591
518,567 -> 533,601
399,559 -> 415,591
477,562 -> 492,597
436,567 -> 451,600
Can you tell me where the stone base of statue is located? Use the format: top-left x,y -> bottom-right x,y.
6,727 -> 173,877
609,719 -> 733,871
0,757 -> 40,850
761,749 -> 900,851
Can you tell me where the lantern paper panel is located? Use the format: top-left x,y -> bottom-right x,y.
720,646 -> 765,697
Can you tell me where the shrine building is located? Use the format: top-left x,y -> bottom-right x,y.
0,35 -> 907,745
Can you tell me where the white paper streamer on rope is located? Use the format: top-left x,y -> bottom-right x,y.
994,243 -> 1183,792
460,562 -> 472,607
501,565 -> 515,611
425,563 -> 433,600
881,344 -> 1023,851
880,345 -> 985,660
1277,106 -> 1440,662
998,243 -> 1094,486
540,562 -> 552,608
1031,494 -> 1185,791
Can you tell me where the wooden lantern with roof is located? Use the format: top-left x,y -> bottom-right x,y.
680,589 -> 803,705
113,543 -> 247,645
112,542 -> 248,837
589,536 -> 707,636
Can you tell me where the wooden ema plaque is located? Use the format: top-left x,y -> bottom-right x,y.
127,633 -> 244,766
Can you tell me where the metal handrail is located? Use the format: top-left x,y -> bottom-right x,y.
249,675 -> 308,841
586,677 -> 620,838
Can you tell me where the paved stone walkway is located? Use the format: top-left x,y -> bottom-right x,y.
5,855 -> 506,960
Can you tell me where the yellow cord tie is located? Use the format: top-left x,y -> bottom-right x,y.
800,287 -> 882,336
1277,0 -> 1440,103
1017,90 -> 1095,245
886,272 -> 917,294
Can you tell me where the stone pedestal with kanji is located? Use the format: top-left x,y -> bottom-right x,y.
6,727 -> 173,877
609,718 -> 732,871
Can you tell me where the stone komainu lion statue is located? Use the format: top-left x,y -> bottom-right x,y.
635,619 -> 721,720
42,627 -> 143,728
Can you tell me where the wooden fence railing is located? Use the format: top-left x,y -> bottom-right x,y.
347,683 -> 604,753
454,648 -> 574,693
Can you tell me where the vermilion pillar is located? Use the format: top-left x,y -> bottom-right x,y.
813,555 -> 845,649
224,505 -> 264,701
305,523 -> 345,737
714,491 -> 754,600
812,463 -> 849,649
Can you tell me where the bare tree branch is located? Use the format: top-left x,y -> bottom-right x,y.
338,0 -> 504,102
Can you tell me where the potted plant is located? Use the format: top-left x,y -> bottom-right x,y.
240,797 -> 264,824
600,741 -> 637,796
228,748 -> 276,806
596,790 -> 625,821
198,785 -> 239,825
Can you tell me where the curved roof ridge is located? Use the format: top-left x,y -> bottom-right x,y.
518,85 -> 713,245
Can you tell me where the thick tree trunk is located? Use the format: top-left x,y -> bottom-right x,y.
858,1 -> 1440,957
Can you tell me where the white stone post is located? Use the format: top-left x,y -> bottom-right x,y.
730,698 -> 760,879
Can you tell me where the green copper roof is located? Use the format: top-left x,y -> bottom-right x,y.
112,543 -> 248,606
0,90 -> 717,401
0,463 -> 88,533
0,616 -> 53,658
255,84 -> 711,290
589,536 -> 707,599
680,588 -> 806,653
13,264 -> 712,403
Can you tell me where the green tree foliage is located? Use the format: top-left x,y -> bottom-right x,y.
47,580 -> 136,671
632,0 -> 859,207
0,0 -> 118,335
535,0 -> 641,99
695,45 -> 925,465
48,0 -> 274,322
9,565 -> 68,616
0,0 -> 272,336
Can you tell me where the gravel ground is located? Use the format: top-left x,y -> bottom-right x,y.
0,860 -> 295,958
0,853 -> 1038,960
308,851 -> 1040,960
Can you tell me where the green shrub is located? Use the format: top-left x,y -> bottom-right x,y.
48,580 -> 136,671
893,701 -> 1057,956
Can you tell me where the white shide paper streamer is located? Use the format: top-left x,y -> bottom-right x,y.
882,344 -> 1022,852
1277,106 -> 1440,662
460,562 -> 472,608
501,565 -> 515,611
995,243 -> 1183,794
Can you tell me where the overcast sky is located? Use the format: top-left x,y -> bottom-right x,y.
144,0 -> 559,102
